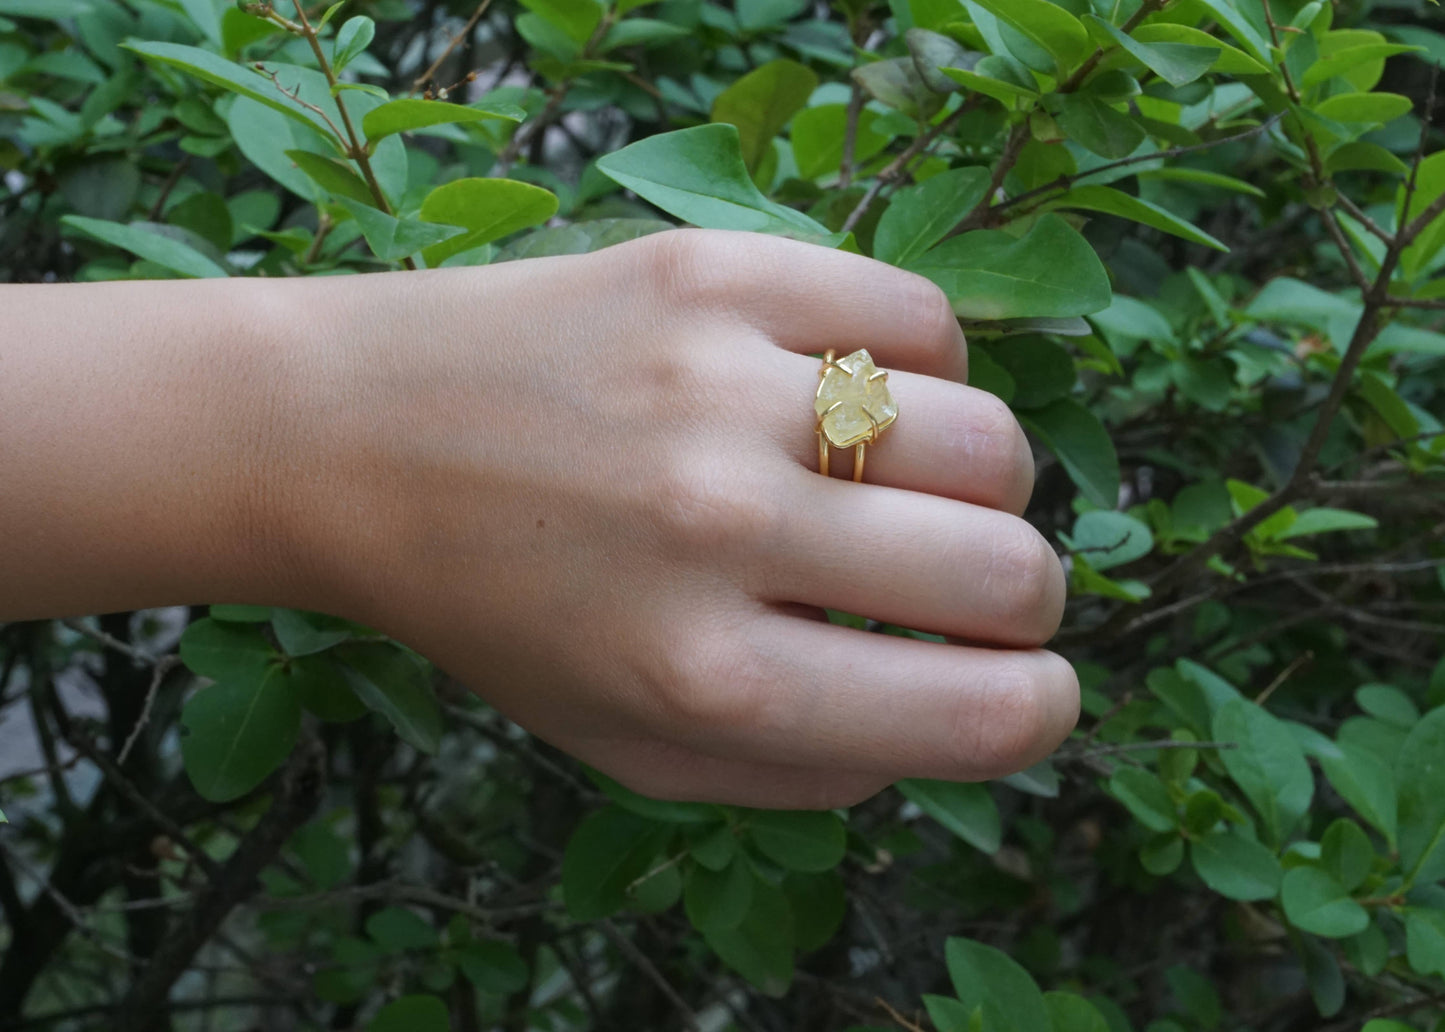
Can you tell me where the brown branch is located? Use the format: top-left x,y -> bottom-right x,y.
839,81 -> 865,190
598,920 -> 701,1032
114,739 -> 325,1032
840,100 -> 976,234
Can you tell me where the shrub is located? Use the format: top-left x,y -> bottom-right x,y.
1,0 -> 1443,1029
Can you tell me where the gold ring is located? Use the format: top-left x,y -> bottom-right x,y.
814,348 -> 898,483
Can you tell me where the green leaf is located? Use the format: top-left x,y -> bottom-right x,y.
1397,707 -> 1445,885
1140,834 -> 1185,875
684,858 -> 754,931
519,0 -> 603,45
333,642 -> 442,754
271,609 -> 356,657
1321,742 -> 1398,846
562,806 -> 672,920
455,940 -> 529,994
361,98 -> 524,144
941,61 -> 1041,104
747,810 -> 846,872
368,994 -> 449,1032
945,937 -> 1051,1032
1109,767 -> 1177,833
287,150 -> 375,205
418,178 -> 561,265
595,124 -> 833,239
292,653 -> 368,722
1213,698 -> 1314,846
61,216 -> 229,279
121,42 -> 336,139
897,779 -> 1001,853
1044,992 -> 1109,1032
968,0 -> 1089,75
0,0 -> 92,16
600,17 -> 692,51
922,995 -> 976,1032
1300,934 -> 1345,1018
1018,397 -> 1120,508
1165,967 -> 1222,1031
1301,43 -> 1424,88
1281,867 -> 1369,938
1355,684 -> 1419,728
1321,818 -> 1374,892
873,167 -> 991,268
1054,94 -> 1146,159
1189,828 -> 1282,901
906,214 -> 1112,320
1406,908 -> 1445,978
1085,15 -> 1216,87
338,198 -> 465,262
783,870 -> 846,952
1280,508 -> 1379,538
1313,92 -> 1413,125
181,665 -> 302,802
1188,0 -> 1271,63
332,16 -> 375,75
703,877 -> 794,996
790,104 -> 892,181
1049,184 -> 1227,251
710,59 -> 818,174
209,604 -> 273,623
366,906 -> 438,952
1064,510 -> 1153,572
179,618 -> 276,682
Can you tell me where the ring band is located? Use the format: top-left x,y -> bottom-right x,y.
814,348 -> 898,483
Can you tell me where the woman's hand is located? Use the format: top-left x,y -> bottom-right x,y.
275,228 -> 1078,809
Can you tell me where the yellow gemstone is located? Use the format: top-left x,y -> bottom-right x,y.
815,349 -> 898,448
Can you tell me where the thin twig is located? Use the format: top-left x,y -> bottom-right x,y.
410,0 -> 497,96
598,920 -> 702,1032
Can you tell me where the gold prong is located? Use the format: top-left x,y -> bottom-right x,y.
853,442 -> 866,482
867,370 -> 888,382
818,433 -> 829,477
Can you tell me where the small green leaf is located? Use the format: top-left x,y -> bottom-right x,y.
1321,818 -> 1374,891
1054,94 -> 1146,159
1280,508 -> 1379,538
873,167 -> 991,268
1281,867 -> 1369,938
332,16 -> 375,75
1396,707 -> 1445,884
595,123 -> 833,239
1085,15 -> 1216,86
272,609 -> 357,656
1313,92 -> 1413,125
1064,510 -> 1153,572
1189,828 -> 1282,901
684,859 -> 754,931
1321,742 -> 1398,846
418,178 -> 560,265
588,769 -> 723,823
366,906 -> 438,952
367,994 -> 449,1032
61,216 -> 229,278
1213,698 -> 1314,846
969,0 -> 1089,75
783,870 -> 846,952
284,150 -> 375,205
562,806 -> 671,921
710,59 -> 818,173
1018,397 -> 1120,508
1406,908 -> 1445,977
361,98 -> 524,144
1049,184 -> 1227,251
455,941 -> 529,994
945,937 -> 1051,1032
179,617 -> 276,682
906,214 -> 1113,320
338,198 -> 466,262
1109,767 -> 1177,833
703,878 -> 794,996
181,665 -> 302,802
334,642 -> 442,754
1043,992 -> 1109,1032
897,779 -> 1001,853
747,810 -> 846,872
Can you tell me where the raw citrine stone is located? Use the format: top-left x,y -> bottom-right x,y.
814,349 -> 898,448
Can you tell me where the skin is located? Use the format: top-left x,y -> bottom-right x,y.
0,228 -> 1078,809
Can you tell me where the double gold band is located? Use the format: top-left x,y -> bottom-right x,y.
814,348 -> 898,483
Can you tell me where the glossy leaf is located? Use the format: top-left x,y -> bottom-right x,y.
419,178 -> 559,265
710,59 -> 818,173
1019,397 -> 1120,508
873,167 -> 991,268
334,642 -> 442,754
362,98 -> 524,143
181,665 -> 301,802
897,779 -> 1001,853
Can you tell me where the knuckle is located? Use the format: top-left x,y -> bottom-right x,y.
651,461 -> 783,558
901,273 -> 961,358
949,388 -> 1035,513
953,659 -> 1052,779
983,520 -> 1064,640
645,623 -> 771,733
637,228 -> 743,313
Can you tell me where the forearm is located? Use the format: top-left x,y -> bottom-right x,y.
0,278 -> 307,620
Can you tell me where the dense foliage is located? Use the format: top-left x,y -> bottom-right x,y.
2,0 -> 1444,1029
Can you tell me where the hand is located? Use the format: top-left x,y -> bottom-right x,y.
269,228 -> 1079,809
